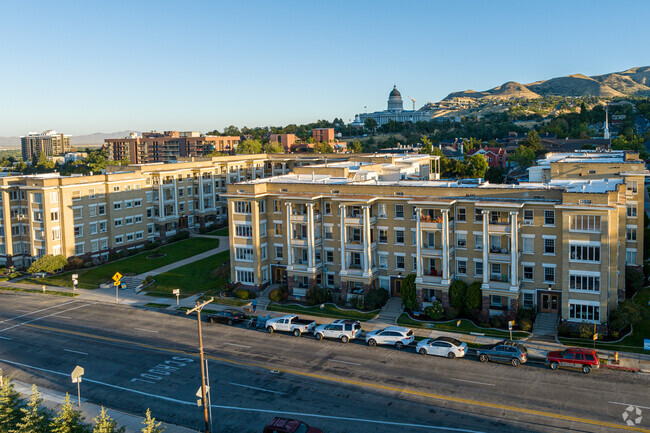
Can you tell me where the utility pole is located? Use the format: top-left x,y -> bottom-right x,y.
186,298 -> 214,433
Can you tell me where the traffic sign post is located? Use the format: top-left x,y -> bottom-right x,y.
72,274 -> 79,291
71,366 -> 84,407
173,289 -> 180,306
112,272 -> 122,303
508,321 -> 514,341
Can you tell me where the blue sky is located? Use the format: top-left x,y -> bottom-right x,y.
1,0 -> 649,136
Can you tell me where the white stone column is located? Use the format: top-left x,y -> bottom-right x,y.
510,211 -> 519,291
441,209 -> 450,283
307,203 -> 315,270
173,177 -> 178,217
199,173 -> 204,211
212,173 -> 217,211
339,204 -> 346,272
482,210 -> 490,288
416,208 -> 422,278
158,179 -> 165,219
362,205 -> 370,275
285,202 -> 292,269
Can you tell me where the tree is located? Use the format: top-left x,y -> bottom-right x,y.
465,282 -> 482,313
50,393 -> 90,433
425,300 -> 444,320
364,118 -> 377,132
27,255 -> 68,274
467,154 -> 488,178
519,130 -> 543,154
0,379 -> 23,432
262,142 -> 284,153
449,280 -> 467,312
420,136 -> 432,154
205,150 -> 227,157
509,146 -> 536,167
140,409 -> 164,433
12,384 -> 50,433
484,166 -> 505,184
609,300 -> 648,331
349,140 -> 363,154
37,152 -> 48,166
313,142 -> 333,153
85,149 -> 108,173
235,139 -> 262,154
92,408 -> 125,433
400,274 -> 417,310
222,125 -> 241,136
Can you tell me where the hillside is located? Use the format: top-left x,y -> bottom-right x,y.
443,66 -> 650,101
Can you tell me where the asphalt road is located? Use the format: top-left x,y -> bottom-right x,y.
0,292 -> 648,433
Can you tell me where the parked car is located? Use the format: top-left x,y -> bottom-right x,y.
263,417 -> 323,433
206,309 -> 246,326
476,340 -> 528,366
416,336 -> 467,359
313,319 -> 362,343
365,326 -> 414,349
546,347 -> 600,374
265,315 -> 316,337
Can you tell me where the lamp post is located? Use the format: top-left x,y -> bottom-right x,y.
186,298 -> 214,433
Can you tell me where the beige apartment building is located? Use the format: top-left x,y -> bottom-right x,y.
21,130 -> 72,161
226,151 -> 646,324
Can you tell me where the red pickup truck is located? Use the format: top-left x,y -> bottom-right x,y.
263,417 -> 323,433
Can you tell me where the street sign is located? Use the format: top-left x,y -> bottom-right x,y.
72,274 -> 78,280
112,272 -> 123,282
644,339 -> 650,351
593,333 -> 599,340
113,281 -> 121,286
173,289 -> 180,295
71,366 -> 84,383
508,320 -> 514,330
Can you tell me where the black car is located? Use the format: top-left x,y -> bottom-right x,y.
206,309 -> 246,325
475,340 -> 528,366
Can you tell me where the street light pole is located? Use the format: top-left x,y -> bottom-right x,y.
186,298 -> 214,433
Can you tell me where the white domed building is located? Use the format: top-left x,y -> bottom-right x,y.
353,86 -> 432,127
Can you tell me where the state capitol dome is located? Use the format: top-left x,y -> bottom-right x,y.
387,85 -> 403,112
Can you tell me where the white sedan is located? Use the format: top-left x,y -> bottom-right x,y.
416,337 -> 467,359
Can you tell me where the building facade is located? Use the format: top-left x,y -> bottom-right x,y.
352,86 -> 432,126
468,147 -> 508,168
227,151 -> 646,324
21,130 -> 72,161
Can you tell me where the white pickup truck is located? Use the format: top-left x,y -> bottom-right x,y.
265,314 -> 316,337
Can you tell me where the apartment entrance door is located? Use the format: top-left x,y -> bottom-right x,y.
391,277 -> 402,297
272,266 -> 287,284
540,292 -> 560,314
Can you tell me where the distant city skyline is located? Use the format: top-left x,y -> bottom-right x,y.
1,0 -> 649,136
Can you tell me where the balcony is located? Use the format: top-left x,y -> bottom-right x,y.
345,241 -> 364,251
344,216 -> 376,226
488,222 -> 520,234
421,220 -> 454,230
421,248 -> 442,256
290,213 -> 322,223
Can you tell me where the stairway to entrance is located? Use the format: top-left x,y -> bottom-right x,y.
532,312 -> 559,341
368,297 -> 404,325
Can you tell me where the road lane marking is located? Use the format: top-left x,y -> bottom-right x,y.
54,315 -> 72,319
134,328 -> 159,333
0,301 -> 80,324
18,323 -> 650,433
610,402 -> 650,410
451,378 -> 495,387
64,349 -> 88,355
15,309 -> 32,313
329,359 -> 362,366
229,382 -> 285,395
0,336 -> 11,340
0,303 -> 96,332
223,343 -> 251,348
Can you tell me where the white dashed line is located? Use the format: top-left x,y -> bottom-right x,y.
329,359 -> 362,366
451,378 -> 495,387
609,401 -> 650,410
134,328 -> 159,333
229,382 -> 285,395
223,343 -> 251,348
64,349 -> 88,355
0,336 -> 12,340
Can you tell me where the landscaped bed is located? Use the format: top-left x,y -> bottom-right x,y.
397,312 -> 530,339
267,302 -> 380,321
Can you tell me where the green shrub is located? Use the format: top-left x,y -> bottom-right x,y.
609,300 -> 648,331
425,300 -> 444,320
364,288 -> 389,310
490,316 -> 502,329
8,272 -> 20,279
269,289 -> 282,302
400,275 -> 417,310
577,322 -> 593,339
557,322 -> 571,337
444,306 -> 460,320
517,307 -> 536,322
306,286 -> 331,306
168,230 -> 190,243
449,280 -> 467,312
233,289 -> 250,300
465,281 -> 482,313
355,295 -> 364,310
519,318 -> 532,332
66,256 -> 84,270
625,266 -> 644,298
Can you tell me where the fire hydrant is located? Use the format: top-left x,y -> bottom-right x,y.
614,351 -> 619,364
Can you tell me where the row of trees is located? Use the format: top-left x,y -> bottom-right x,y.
0,380 -> 164,433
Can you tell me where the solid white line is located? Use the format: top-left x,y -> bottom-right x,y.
0,301 -> 79,324
0,303 -> 96,332
451,378 -> 495,387
0,336 -> 12,340
329,359 -> 362,366
54,315 -> 72,319
64,349 -> 88,355
223,342 -> 251,348
229,382 -> 285,395
609,401 -> 650,410
134,328 -> 159,333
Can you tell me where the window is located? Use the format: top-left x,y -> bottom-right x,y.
395,205 -> 404,219
628,180 -> 638,194
89,205 -> 97,217
74,225 -> 83,237
569,302 -> 600,323
72,190 -> 81,201
275,246 -> 283,259
456,233 -> 467,248
236,270 -> 255,284
324,226 -> 333,240
325,202 -> 331,215
395,255 -> 405,270
50,210 -> 59,222
98,204 -> 106,215
73,208 -> 83,219
544,210 -> 555,226
474,261 -> 483,277
125,216 -> 134,225
113,202 -> 122,210
124,200 -> 133,209
412,256 -> 418,272
91,240 -> 99,252
50,191 -> 59,203
135,215 -> 143,223
474,209 -> 483,221
235,224 -> 252,238
235,247 -> 254,261
544,238 -> 555,255
570,215 -> 601,232
273,200 -> 279,212
274,223 -> 283,236
627,227 -> 637,241
523,293 -> 534,308
113,186 -> 120,192
569,273 -> 600,292
456,208 -> 466,222
570,244 -> 600,262
522,237 -> 534,254
523,210 -> 534,225
523,266 -> 534,281
259,201 -> 266,213
234,201 -> 251,214
261,245 -> 268,260
457,260 -> 467,276
114,219 -> 123,227
74,243 -> 84,255
395,229 -> 404,244
33,211 -> 43,222
378,204 -> 387,218
474,234 -> 483,250
126,233 -> 134,242
626,249 -> 637,265
90,222 -> 98,235
490,295 -> 503,309
114,235 -> 123,244
378,229 -> 387,244
260,222 -> 267,237
326,251 -> 334,263
51,227 -> 61,240
327,274 -> 335,287
99,221 -> 107,233
627,205 -> 637,217
136,232 -> 144,239
378,254 -> 388,269
543,266 -> 555,283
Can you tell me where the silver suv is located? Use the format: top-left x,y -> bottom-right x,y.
313,319 -> 362,343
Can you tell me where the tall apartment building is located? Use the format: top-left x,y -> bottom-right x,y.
227,151 -> 646,325
21,130 -> 72,161
312,128 -> 336,143
0,153 -> 345,268
105,131 -> 241,164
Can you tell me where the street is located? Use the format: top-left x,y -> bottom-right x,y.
1,292 -> 648,433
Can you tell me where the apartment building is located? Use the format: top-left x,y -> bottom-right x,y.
21,130 -> 72,161
226,151 -> 646,324
105,131 -> 241,164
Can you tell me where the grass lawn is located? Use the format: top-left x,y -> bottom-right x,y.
145,250 -> 230,296
397,313 -> 530,340
267,303 -> 379,321
41,237 -> 220,289
0,286 -> 78,297
559,287 -> 650,354
205,227 -> 229,236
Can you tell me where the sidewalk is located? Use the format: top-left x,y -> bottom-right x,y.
12,380 -> 198,433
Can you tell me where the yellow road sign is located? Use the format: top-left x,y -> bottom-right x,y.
114,281 -> 121,286
112,272 -> 122,282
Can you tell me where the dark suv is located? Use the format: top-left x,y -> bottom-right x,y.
476,340 -> 528,366
546,347 -> 599,374
206,309 -> 246,325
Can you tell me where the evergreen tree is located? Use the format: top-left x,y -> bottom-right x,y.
92,407 -> 125,433
140,409 -> 165,433
0,379 -> 24,433
50,393 -> 90,433
11,384 -> 50,433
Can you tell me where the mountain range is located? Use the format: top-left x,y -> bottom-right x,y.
443,66 -> 650,101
